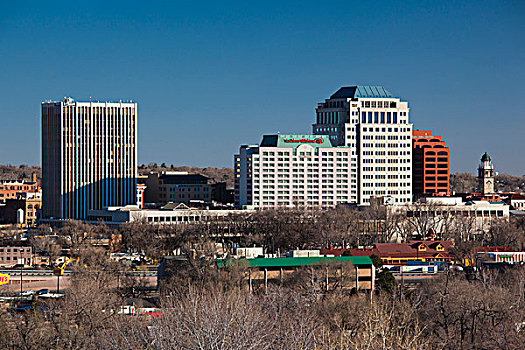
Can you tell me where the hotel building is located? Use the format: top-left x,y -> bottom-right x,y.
234,134 -> 353,208
41,97 -> 137,220
412,130 -> 450,198
312,86 -> 413,205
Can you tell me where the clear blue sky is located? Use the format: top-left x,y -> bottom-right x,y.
0,0 -> 523,174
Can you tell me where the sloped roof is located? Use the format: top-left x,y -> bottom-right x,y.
374,241 -> 454,256
330,86 -> 393,99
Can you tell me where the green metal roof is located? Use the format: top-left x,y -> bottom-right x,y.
330,86 -> 393,99
260,134 -> 334,148
481,152 -> 491,162
217,256 -> 373,268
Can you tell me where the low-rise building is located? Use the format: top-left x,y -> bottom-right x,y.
145,172 -> 212,205
87,205 -> 251,226
0,173 -> 40,205
0,193 -> 41,227
396,197 -> 510,237
322,240 -> 455,266
0,246 -> 32,267
502,193 -> 525,211
217,255 -> 375,293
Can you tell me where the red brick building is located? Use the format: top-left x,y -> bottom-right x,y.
412,130 -> 449,198
0,173 -> 40,205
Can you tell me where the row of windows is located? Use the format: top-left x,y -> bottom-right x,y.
0,248 -> 31,253
361,111 -> 408,124
407,210 -> 504,218
362,100 -> 397,108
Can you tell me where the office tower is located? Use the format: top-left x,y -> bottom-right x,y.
412,130 -> 450,198
478,152 -> 494,195
41,97 -> 137,220
313,86 -> 413,205
234,134 -> 352,208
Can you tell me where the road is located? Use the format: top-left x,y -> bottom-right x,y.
0,269 -> 157,293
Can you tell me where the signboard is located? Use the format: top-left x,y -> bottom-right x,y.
0,273 -> 10,286
53,267 -> 64,276
283,137 -> 324,144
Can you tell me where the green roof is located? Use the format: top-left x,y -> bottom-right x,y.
260,134 -> 334,148
217,256 -> 373,268
481,152 -> 491,162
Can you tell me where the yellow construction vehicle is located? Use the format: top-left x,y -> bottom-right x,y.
53,258 -> 78,293
53,258 -> 77,277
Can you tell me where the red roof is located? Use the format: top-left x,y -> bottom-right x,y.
321,241 -> 455,259
474,246 -> 513,253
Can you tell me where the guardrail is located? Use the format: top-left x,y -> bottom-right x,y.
0,270 -> 157,277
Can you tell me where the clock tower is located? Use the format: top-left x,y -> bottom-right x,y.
478,152 -> 494,195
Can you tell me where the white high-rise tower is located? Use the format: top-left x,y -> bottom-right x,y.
42,97 -> 138,220
313,86 -> 413,205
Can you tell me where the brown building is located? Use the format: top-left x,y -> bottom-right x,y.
0,173 -> 40,204
322,240 -> 455,266
0,195 -> 42,227
412,130 -> 450,198
0,246 -> 32,267
211,182 -> 234,204
145,172 -> 212,205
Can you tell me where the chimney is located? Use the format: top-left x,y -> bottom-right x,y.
31,173 -> 37,182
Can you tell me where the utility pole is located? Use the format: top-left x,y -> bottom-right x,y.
20,249 -> 23,301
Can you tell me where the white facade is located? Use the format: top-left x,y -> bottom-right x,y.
87,206 -> 250,226
235,135 -> 353,208
42,97 -> 137,220
313,86 -> 412,205
478,152 -> 495,195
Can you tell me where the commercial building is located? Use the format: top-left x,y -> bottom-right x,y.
399,197 -> 509,237
86,205 -> 250,226
323,241 -> 455,266
144,172 -> 212,205
0,246 -> 32,267
234,134 -> 353,208
412,130 -> 450,198
502,193 -> 525,210
211,182 -> 234,204
41,97 -> 137,220
312,86 -> 413,205
0,194 -> 42,227
0,173 -> 39,204
217,255 -> 375,293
